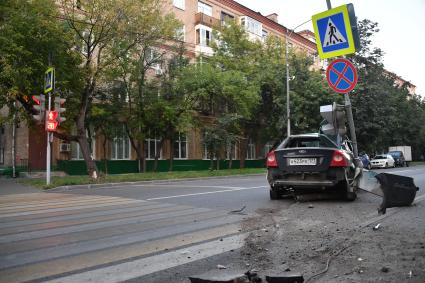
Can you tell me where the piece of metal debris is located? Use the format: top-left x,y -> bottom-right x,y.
217,264 -> 227,270
230,205 -> 246,213
373,223 -> 381,230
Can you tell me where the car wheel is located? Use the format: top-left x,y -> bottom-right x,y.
385,162 -> 388,168
345,191 -> 357,201
367,163 -> 371,170
270,189 -> 281,200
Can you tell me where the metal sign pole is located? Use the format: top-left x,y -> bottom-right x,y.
344,93 -> 358,157
46,93 -> 51,186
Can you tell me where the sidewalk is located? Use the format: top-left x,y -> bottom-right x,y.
0,178 -> 40,196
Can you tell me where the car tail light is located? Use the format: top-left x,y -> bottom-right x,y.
330,150 -> 349,167
266,151 -> 278,168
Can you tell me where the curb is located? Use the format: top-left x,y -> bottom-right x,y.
48,173 -> 266,192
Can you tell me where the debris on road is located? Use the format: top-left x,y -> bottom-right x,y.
373,223 -> 381,230
189,269 -> 248,283
217,264 -> 227,269
229,205 -> 247,214
265,272 -> 304,283
380,267 -> 389,273
308,204 -> 314,209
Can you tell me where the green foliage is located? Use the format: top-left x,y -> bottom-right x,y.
0,0 -> 82,120
349,19 -> 425,157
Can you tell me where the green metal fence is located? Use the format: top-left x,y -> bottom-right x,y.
56,159 -> 265,175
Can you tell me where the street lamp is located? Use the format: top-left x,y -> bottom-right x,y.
285,19 -> 311,137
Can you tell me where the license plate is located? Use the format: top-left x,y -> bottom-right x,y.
289,158 -> 316,166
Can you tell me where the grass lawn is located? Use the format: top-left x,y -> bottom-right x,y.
22,168 -> 267,189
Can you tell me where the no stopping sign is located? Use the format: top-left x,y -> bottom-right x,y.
326,58 -> 358,93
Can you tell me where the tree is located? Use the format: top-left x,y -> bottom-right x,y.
349,19 -> 425,157
0,0 -> 81,126
103,0 -> 180,172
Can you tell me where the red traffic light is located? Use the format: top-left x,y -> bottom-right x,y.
32,95 -> 40,105
47,111 -> 58,121
46,121 -> 58,131
46,111 -> 58,132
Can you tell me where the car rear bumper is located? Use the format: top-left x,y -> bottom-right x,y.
267,167 -> 346,189
272,179 -> 336,187
371,163 -> 386,168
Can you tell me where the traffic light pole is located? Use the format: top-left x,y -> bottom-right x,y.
326,0 -> 358,158
46,90 -> 52,185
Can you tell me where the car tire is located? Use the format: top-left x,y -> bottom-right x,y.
367,164 -> 371,170
345,191 -> 357,201
385,162 -> 388,168
270,189 -> 281,200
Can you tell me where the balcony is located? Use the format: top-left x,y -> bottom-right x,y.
195,12 -> 220,28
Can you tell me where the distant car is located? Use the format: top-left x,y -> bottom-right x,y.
370,154 -> 395,168
388,150 -> 407,167
359,153 -> 371,170
266,133 -> 358,201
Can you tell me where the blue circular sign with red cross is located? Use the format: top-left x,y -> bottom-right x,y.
326,58 -> 358,94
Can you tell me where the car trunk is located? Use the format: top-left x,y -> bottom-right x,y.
274,148 -> 336,173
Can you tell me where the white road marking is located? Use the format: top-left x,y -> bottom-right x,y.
45,233 -> 248,283
146,186 -> 267,201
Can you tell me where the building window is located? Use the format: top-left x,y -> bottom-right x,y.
221,11 -> 234,26
173,0 -> 185,10
226,142 -> 238,160
174,132 -> 188,159
145,137 -> 162,160
175,25 -> 185,42
71,131 -> 96,160
198,1 -> 212,16
146,48 -> 162,74
111,135 -> 130,160
80,30 -> 93,56
246,138 -> 256,160
240,16 -> 262,37
262,29 -> 268,41
196,27 -> 212,46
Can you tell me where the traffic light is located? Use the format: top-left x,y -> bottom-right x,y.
320,103 -> 346,136
32,95 -> 45,123
54,96 -> 66,124
45,110 -> 58,132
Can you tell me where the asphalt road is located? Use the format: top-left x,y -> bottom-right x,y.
0,165 -> 424,282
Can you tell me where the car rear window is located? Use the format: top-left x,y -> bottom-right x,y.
285,137 -> 337,148
374,155 -> 386,159
389,151 -> 401,157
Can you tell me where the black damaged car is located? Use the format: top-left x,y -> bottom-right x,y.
266,133 -> 358,201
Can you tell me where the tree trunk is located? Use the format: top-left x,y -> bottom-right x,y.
169,138 -> 174,171
209,151 -> 214,170
78,134 -> 97,179
154,138 -> 165,172
135,140 -> 146,173
240,137 -> 248,169
228,144 -> 233,169
103,135 -> 108,175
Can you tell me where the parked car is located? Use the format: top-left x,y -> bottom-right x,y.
266,133 -> 358,201
359,153 -> 371,169
370,154 -> 395,168
388,150 -> 408,167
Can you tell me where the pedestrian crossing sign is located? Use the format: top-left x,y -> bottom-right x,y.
312,4 -> 358,59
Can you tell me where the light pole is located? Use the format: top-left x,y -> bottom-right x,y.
285,19 -> 311,137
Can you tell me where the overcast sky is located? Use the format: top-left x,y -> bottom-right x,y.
237,0 -> 425,96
